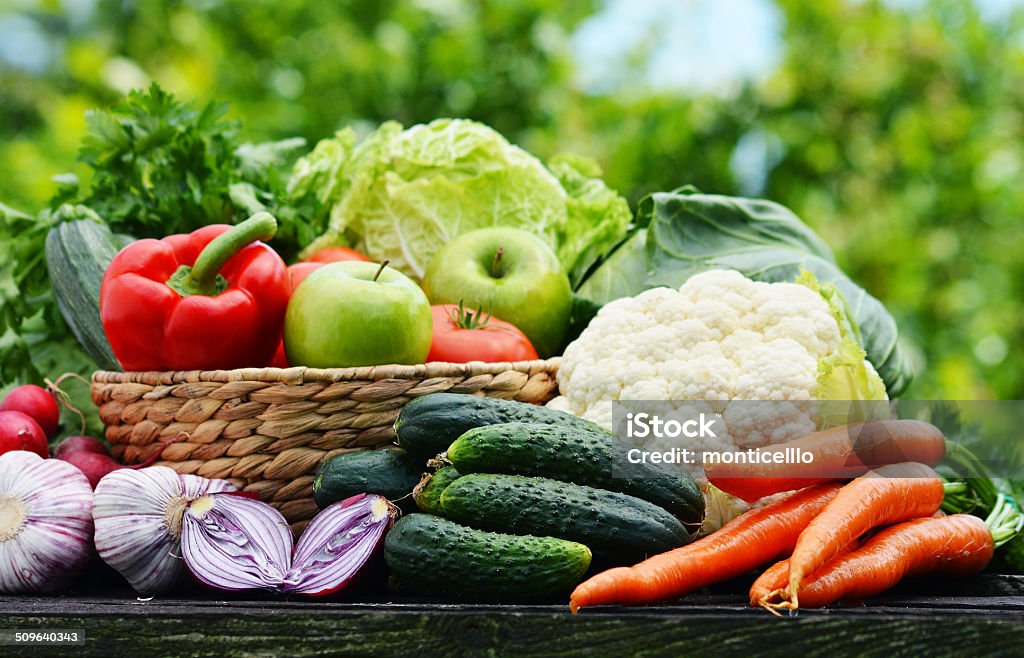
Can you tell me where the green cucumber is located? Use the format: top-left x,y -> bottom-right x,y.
412,465 -> 461,514
394,393 -> 604,460
45,219 -> 131,370
313,449 -> 422,509
383,514 -> 591,601
447,422 -> 705,533
440,473 -> 689,563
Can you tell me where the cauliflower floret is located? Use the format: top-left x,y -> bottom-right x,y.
730,339 -> 820,400
581,400 -> 614,429
545,395 -> 573,414
722,400 -> 816,448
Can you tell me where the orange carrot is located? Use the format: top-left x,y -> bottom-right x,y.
770,461 -> 944,610
748,538 -> 861,606
706,419 -> 945,502
761,514 -> 994,611
568,482 -> 843,613
749,558 -> 790,608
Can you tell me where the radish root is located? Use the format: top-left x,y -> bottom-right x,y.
46,373 -> 91,434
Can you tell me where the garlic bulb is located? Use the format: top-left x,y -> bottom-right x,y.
0,451 -> 94,593
93,466 -> 236,596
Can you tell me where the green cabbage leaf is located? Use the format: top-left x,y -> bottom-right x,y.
577,187 -> 914,396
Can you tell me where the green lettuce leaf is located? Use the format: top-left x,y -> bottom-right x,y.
577,188 -> 914,396
290,119 -> 630,283
796,270 -> 887,405
547,153 -> 633,287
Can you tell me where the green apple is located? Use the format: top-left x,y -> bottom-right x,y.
423,227 -> 571,357
285,261 -> 432,367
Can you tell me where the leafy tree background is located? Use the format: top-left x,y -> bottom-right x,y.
1,0 -> 1021,401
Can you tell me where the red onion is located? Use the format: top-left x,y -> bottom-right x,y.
181,494 -> 293,591
181,492 -> 395,596
283,493 -> 394,596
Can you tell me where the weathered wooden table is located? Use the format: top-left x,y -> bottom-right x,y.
4,574 -> 1023,657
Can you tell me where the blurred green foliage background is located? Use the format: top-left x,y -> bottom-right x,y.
1,0 -> 1022,400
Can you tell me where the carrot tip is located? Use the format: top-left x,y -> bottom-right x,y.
569,600 -> 580,615
758,587 -> 799,617
760,598 -> 796,616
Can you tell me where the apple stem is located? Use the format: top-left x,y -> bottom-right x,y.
491,247 -> 505,278
373,259 -> 390,282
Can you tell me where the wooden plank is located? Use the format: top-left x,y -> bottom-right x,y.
3,595 -> 1024,658
4,570 -> 1024,657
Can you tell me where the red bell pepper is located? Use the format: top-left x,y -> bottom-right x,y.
100,212 -> 290,372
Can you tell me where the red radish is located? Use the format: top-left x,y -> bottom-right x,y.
1,384 -> 60,438
61,452 -> 126,488
54,435 -> 112,460
58,437 -> 180,488
0,410 -> 49,457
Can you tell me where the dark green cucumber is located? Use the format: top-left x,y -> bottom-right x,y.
313,449 -> 422,509
45,219 -> 131,370
440,474 -> 689,563
447,422 -> 705,533
383,514 -> 591,601
394,393 -> 604,460
412,465 -> 461,514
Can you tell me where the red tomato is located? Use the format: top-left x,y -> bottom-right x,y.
1,384 -> 59,438
427,304 -> 538,363
288,262 -> 323,290
304,247 -> 371,264
0,410 -> 49,458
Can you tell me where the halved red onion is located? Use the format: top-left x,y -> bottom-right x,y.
179,492 -> 395,595
180,494 -> 293,591
282,494 -> 395,596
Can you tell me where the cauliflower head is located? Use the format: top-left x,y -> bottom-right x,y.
551,269 -> 887,451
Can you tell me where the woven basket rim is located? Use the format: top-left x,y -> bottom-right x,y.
91,357 -> 561,386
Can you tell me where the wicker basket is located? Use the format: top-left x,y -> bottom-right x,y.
91,359 -> 560,532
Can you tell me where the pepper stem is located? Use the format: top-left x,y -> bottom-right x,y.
168,212 -> 278,297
